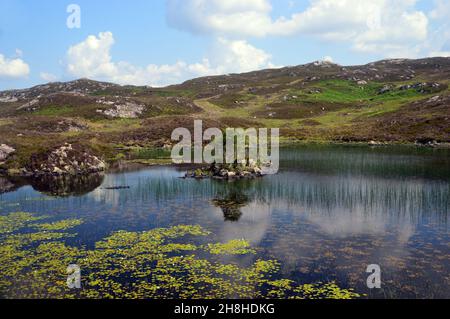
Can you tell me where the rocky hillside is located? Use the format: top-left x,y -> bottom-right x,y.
0,57 -> 449,175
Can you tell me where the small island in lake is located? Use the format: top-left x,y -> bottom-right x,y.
183,159 -> 271,180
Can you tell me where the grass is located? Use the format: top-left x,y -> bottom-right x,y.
87,118 -> 142,133
285,79 -> 434,105
34,105 -> 74,116
0,119 -> 13,127
1,75 -> 449,173
152,89 -> 196,98
130,147 -> 172,160
210,93 -> 258,109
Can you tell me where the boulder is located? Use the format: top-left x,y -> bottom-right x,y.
427,96 -> 440,103
227,172 -> 236,178
378,85 -> 393,94
253,167 -> 262,175
27,143 -> 106,176
368,141 -> 379,146
0,144 -> 15,162
219,169 -> 229,177
97,101 -> 145,118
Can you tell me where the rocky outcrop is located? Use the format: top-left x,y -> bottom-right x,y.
96,101 -> 145,118
398,82 -> 446,93
183,160 -> 268,180
378,84 -> 394,94
378,82 -> 447,95
0,144 -> 15,163
26,143 -> 106,176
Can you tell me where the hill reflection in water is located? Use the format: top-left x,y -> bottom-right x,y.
0,145 -> 449,298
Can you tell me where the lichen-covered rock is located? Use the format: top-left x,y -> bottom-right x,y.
96,101 -> 145,118
27,143 -> 106,176
0,144 -> 15,162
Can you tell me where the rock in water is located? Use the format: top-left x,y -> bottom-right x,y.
184,161 -> 268,180
26,143 -> 106,176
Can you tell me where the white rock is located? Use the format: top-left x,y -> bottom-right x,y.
427,96 -> 440,103
0,144 -> 15,161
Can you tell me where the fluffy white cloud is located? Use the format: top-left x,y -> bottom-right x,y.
65,32 -> 275,86
67,32 -> 117,79
211,38 -> 275,74
0,53 -> 30,78
166,0 -> 429,57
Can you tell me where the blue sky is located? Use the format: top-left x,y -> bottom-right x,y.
0,0 -> 449,90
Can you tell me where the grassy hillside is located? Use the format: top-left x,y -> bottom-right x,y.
0,58 -> 449,174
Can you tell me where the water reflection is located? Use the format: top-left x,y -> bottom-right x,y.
29,173 -> 105,197
212,190 -> 251,222
0,176 -> 23,194
0,145 -> 449,298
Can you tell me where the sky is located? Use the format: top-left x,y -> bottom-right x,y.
0,0 -> 449,90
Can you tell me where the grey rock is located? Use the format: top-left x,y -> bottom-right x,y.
0,144 -> 15,162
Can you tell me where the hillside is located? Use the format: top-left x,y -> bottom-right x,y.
0,57 -> 449,175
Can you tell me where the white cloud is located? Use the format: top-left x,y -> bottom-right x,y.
40,72 -> 59,82
0,53 -> 30,78
67,32 -> 117,80
428,51 -> 450,57
65,32 -> 275,86
211,38 -> 275,74
429,0 -> 450,20
166,0 -> 430,57
426,1 -> 450,57
167,0 -> 273,37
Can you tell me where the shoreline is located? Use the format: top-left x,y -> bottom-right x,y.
1,140 -> 449,179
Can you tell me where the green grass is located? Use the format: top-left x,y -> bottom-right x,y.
287,79 -> 428,105
34,105 -> 74,116
210,93 -> 258,109
152,89 -> 195,98
130,147 -> 172,160
87,118 -> 142,132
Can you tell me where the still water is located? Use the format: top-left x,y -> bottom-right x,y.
1,145 -> 449,298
